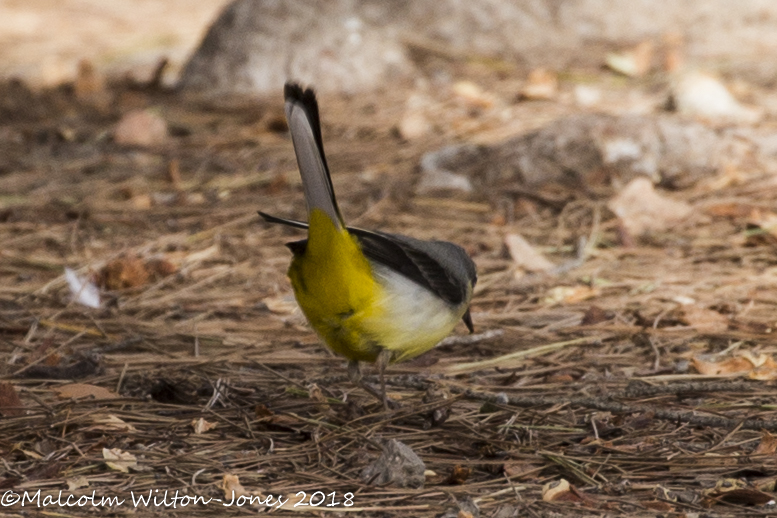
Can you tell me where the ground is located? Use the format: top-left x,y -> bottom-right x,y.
4,12 -> 777,518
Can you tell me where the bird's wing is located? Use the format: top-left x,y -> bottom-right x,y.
257,212 -> 476,309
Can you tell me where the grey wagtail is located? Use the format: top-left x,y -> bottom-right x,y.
259,83 -> 477,407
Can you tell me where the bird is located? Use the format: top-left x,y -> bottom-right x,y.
259,82 -> 477,408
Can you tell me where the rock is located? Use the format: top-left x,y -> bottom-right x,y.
360,439 -> 425,489
179,0 -> 410,94
419,113 -> 724,196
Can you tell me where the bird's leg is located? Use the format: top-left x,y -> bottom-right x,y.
347,356 -> 397,410
377,349 -> 392,411
347,360 -> 384,404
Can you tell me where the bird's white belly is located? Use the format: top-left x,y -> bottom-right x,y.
368,264 -> 463,362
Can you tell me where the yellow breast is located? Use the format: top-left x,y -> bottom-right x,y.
288,210 -> 385,362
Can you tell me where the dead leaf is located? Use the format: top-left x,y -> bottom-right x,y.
702,478 -> 773,507
99,256 -> 150,290
692,351 -> 777,380
581,305 -> 610,325
520,68 -> 558,100
55,383 -> 118,400
606,40 -> 654,77
88,414 -> 137,432
191,417 -> 217,434
608,178 -> 693,236
505,233 -> 554,274
446,465 -> 471,485
452,81 -> 495,109
544,286 -> 599,305
102,448 -> 138,473
680,305 -> 729,333
66,476 -> 89,491
755,431 -> 777,455
0,383 -> 24,416
221,474 -> 249,500
263,295 -> 298,315
542,479 -> 585,503
692,356 -> 753,376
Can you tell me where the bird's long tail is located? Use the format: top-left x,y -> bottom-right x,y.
283,82 -> 344,229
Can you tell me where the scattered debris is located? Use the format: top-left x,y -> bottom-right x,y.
360,439 -> 426,489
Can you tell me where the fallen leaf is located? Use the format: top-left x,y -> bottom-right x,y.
607,178 -> 693,236
191,417 -> 217,434
755,431 -> 777,455
66,476 -> 89,491
580,305 -> 610,325
692,351 -> 777,380
680,305 -> 729,334
0,383 -> 23,416
606,40 -> 654,77
55,383 -> 118,400
446,465 -> 471,485
88,414 -> 137,432
520,68 -> 558,100
263,295 -> 298,315
452,81 -> 495,109
99,256 -> 150,290
102,448 -> 137,473
64,267 -> 100,308
542,479 -> 582,502
544,286 -> 599,305
221,474 -> 249,500
702,478 -> 773,507
505,233 -> 555,273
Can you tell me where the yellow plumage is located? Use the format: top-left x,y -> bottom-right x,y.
288,209 -> 383,362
